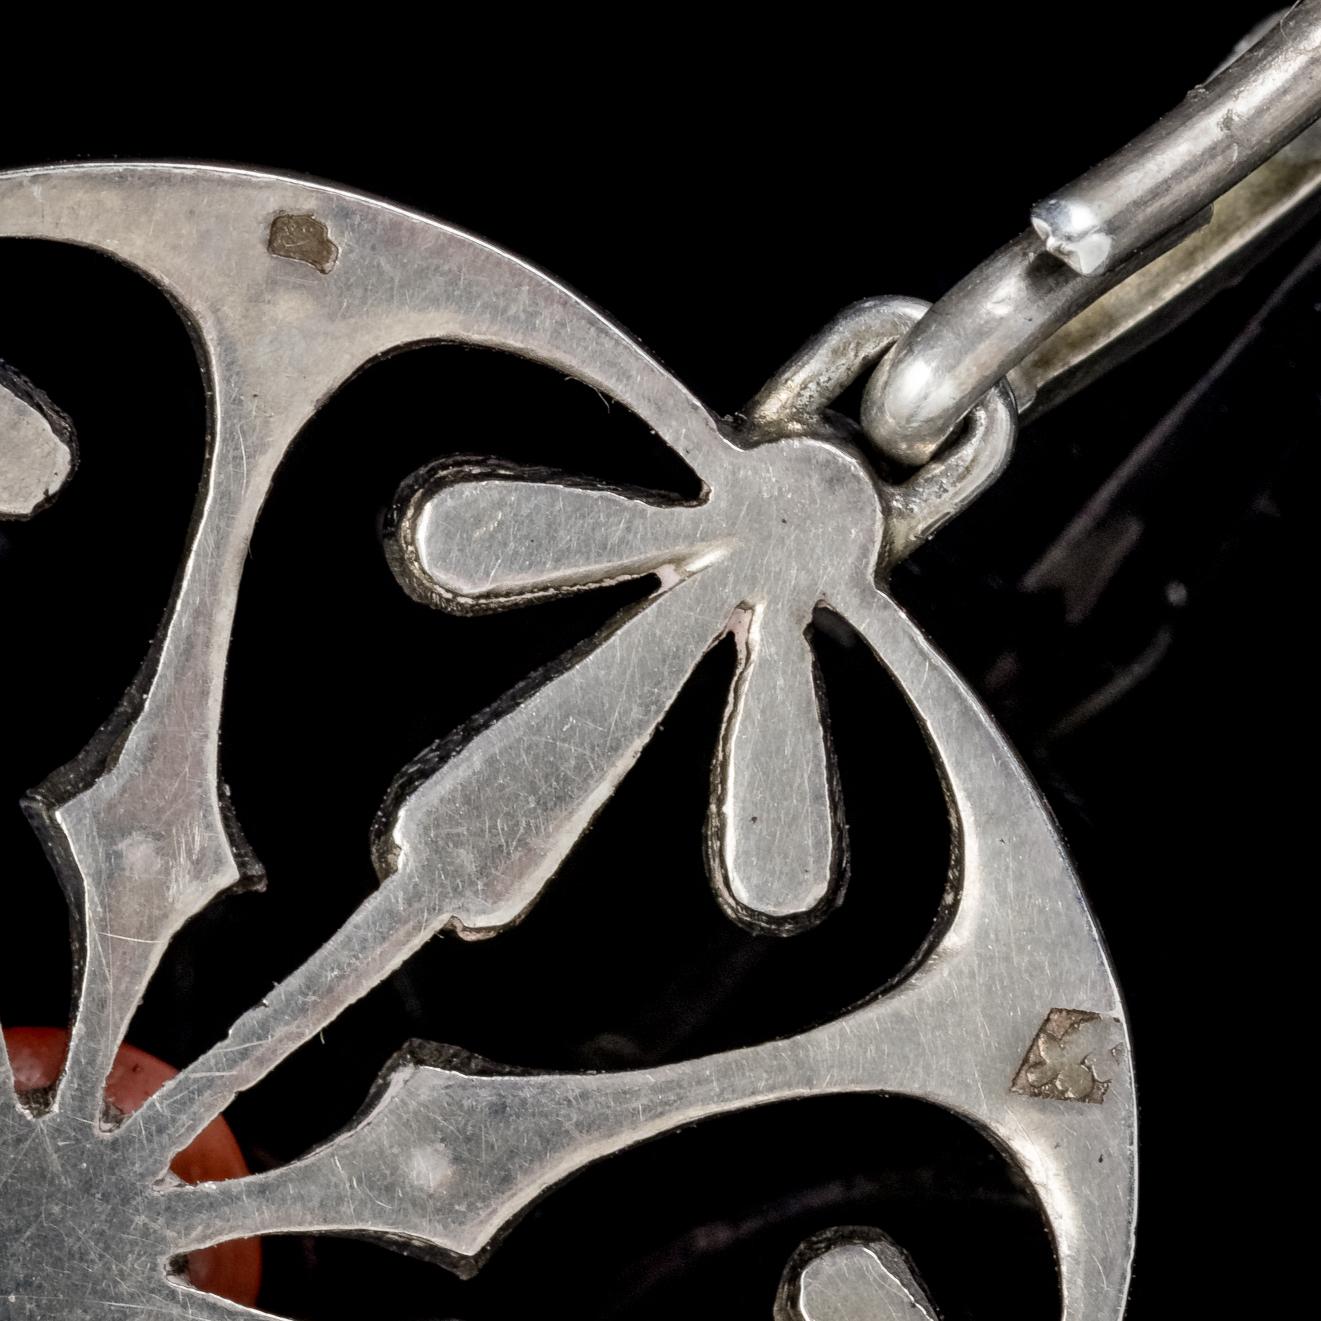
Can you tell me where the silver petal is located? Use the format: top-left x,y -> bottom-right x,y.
708,604 -> 841,929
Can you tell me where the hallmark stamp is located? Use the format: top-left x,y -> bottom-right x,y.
1012,1008 -> 1120,1104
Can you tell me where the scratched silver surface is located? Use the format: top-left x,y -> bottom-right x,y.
0,366 -> 73,518
775,1231 -> 938,1321
0,164 -> 1135,1319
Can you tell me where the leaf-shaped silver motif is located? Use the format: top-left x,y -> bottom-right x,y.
0,364 -> 74,518
775,1232 -> 939,1321
0,163 -> 1135,1321
388,429 -> 885,933
709,604 -> 839,926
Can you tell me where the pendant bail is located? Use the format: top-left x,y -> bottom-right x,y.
745,296 -> 1016,566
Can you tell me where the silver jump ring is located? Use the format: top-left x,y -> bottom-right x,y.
746,296 -> 1017,565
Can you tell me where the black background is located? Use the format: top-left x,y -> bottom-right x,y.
1,8 -> 1311,1317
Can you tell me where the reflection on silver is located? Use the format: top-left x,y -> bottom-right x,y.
0,366 -> 74,518
1,163 -> 1134,1320
777,1232 -> 938,1321
1029,2 -> 1321,278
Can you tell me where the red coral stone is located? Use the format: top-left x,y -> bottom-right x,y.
3,1025 -> 262,1307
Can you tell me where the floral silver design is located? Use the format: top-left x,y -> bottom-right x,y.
1,163 -> 1135,1321
383,300 -> 1009,935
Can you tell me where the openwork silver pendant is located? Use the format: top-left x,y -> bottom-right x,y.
0,161 -> 1136,1321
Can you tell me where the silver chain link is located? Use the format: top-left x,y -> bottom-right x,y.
860,1 -> 1321,466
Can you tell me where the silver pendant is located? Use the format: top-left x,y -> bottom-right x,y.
2,12 -> 1318,1318
0,159 -> 1130,1321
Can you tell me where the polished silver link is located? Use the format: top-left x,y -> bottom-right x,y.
1031,1 -> 1321,277
745,295 -> 931,435
859,229 -> 1154,467
862,3 -> 1321,466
